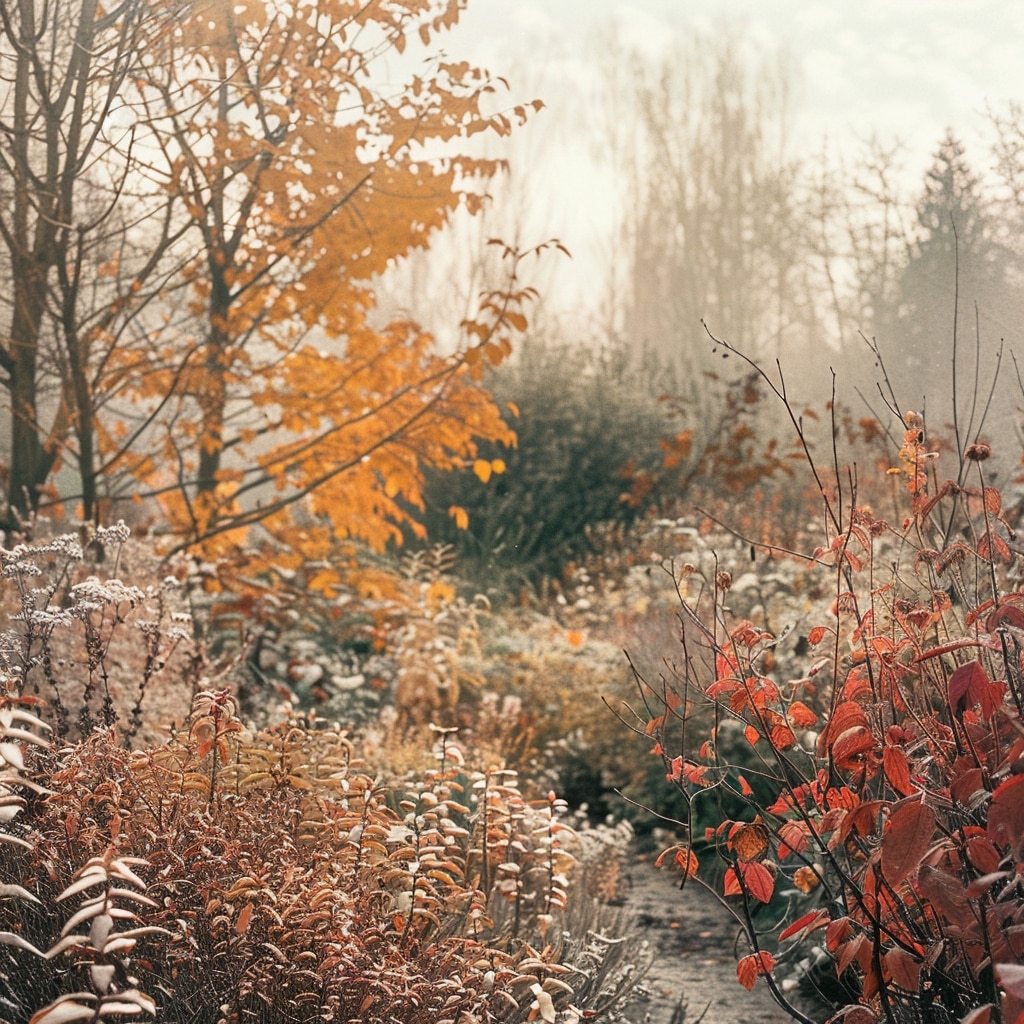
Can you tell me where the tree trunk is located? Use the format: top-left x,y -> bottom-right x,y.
5,254 -> 55,524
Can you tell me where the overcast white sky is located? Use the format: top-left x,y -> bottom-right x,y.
455,0 -> 1024,153
439,0 -> 1024,312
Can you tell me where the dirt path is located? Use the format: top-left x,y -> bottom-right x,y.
617,858 -> 797,1024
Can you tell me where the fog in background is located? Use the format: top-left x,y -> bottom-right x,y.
383,0 -> 1024,472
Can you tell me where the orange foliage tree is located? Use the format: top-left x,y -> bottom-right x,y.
109,0 -> 540,558
3,0 -> 543,566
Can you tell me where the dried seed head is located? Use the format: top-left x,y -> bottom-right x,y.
965,442 -> 992,462
716,570 -> 732,592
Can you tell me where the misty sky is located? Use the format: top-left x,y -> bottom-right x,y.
456,0 -> 1024,154
443,0 -> 1024,311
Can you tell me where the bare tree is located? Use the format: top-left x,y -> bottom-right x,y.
0,0 -> 183,527
601,32 -> 819,374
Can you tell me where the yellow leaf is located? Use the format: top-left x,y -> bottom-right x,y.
426,580 -> 456,611
473,459 -> 492,483
491,458 -> 506,475
449,505 -> 469,530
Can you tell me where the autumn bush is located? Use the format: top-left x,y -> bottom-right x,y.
413,335 -> 673,592
415,330 -> 809,597
625,340 -> 1024,1024
0,527 -> 649,1024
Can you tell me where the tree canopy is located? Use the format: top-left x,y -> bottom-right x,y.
0,0 -> 540,561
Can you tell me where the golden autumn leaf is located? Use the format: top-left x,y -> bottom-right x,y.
426,580 -> 456,612
793,866 -> 820,893
732,823 -> 769,863
449,506 -> 470,530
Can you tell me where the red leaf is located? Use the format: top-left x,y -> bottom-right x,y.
808,625 -> 828,646
707,678 -> 738,699
736,951 -> 775,990
948,661 -> 984,719
983,486 -> 1002,514
881,801 -> 936,886
964,871 -> 1010,900
788,700 -> 818,727
987,602 -> 1024,632
235,902 -> 253,935
992,534 -> 1013,563
837,1010 -> 880,1024
995,963 -> 1024,998
837,933 -> 870,976
736,955 -> 758,990
842,666 -> 872,699
739,860 -> 775,903
831,726 -> 875,769
826,917 -> 853,952
769,723 -> 797,749
715,649 -> 740,682
948,659 -> 1004,720
779,909 -> 829,942
883,746 -> 915,796
674,847 -> 700,877
723,867 -> 742,897
840,800 -> 885,843
777,821 -> 808,858
987,775 -> 1024,855
950,765 -> 986,807
883,947 -> 922,991
917,865 -> 971,927
817,701 -> 869,758
645,714 -> 665,736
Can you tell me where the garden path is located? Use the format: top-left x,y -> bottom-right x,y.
618,858 -> 797,1024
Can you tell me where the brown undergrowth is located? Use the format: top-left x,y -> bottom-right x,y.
0,529 -> 646,1024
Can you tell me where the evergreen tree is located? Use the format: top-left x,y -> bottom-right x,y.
874,132 -> 1012,439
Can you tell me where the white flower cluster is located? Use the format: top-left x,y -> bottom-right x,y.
94,521 -> 131,546
2,556 -> 42,579
70,576 -> 145,613
2,533 -> 86,579
23,607 -> 76,629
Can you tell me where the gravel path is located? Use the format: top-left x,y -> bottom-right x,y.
617,859 -> 798,1024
